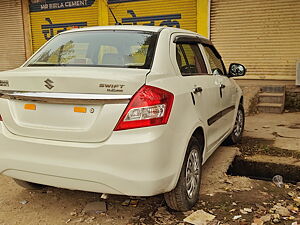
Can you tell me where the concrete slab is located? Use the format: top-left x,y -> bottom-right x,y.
201,146 -> 254,195
245,155 -> 300,166
244,112 -> 300,151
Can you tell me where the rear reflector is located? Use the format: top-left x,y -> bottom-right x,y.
24,104 -> 36,110
114,85 -> 174,131
74,106 -> 87,113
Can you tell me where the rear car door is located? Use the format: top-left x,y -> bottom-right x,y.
202,44 -> 237,135
171,34 -> 224,151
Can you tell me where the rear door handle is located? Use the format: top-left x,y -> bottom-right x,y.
193,87 -> 203,94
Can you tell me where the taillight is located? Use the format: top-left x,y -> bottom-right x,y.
0,115 -> 2,121
114,85 -> 174,131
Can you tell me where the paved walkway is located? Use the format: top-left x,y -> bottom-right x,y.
244,112 -> 300,151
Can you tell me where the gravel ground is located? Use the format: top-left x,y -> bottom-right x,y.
0,173 -> 299,225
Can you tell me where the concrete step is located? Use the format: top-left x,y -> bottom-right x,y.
257,86 -> 286,113
258,92 -> 285,103
257,103 -> 284,114
261,86 -> 285,93
258,92 -> 285,97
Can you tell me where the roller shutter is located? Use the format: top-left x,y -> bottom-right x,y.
210,0 -> 300,80
0,0 -> 26,71
29,0 -> 99,52
108,0 -> 197,32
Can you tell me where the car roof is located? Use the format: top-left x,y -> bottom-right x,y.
63,25 -> 163,33
63,25 -> 206,37
61,25 -> 211,46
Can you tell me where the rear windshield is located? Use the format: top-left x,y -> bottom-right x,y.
26,30 -> 158,69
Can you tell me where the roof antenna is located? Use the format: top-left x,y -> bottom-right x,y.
108,6 -> 122,25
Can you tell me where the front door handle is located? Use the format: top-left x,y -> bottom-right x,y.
193,87 -> 203,94
219,84 -> 225,98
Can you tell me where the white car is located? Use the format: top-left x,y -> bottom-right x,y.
0,26 -> 245,211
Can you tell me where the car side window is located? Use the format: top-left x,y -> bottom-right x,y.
176,43 -> 207,76
203,45 -> 225,75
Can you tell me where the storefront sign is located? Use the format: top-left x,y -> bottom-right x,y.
30,0 -> 98,52
107,0 -> 197,32
30,0 -> 96,12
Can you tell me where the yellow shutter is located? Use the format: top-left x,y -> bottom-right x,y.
210,0 -> 300,80
107,0 -> 197,32
30,0 -> 99,52
0,0 -> 26,71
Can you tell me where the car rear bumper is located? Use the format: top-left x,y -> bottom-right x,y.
0,123 -> 184,196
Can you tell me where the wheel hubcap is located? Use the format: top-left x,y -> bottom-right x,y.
186,148 -> 200,199
234,109 -> 243,137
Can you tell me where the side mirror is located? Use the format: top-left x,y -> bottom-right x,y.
228,63 -> 246,77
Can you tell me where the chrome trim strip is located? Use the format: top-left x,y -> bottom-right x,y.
0,91 -> 132,105
0,91 -> 132,100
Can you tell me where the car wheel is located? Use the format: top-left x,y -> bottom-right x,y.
14,179 -> 45,190
164,136 -> 203,211
224,104 -> 245,145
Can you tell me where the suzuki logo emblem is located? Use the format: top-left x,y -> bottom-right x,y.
44,79 -> 54,90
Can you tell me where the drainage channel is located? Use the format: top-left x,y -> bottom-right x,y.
227,156 -> 300,184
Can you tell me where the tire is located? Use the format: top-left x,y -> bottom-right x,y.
14,179 -> 45,190
164,136 -> 203,211
224,104 -> 245,145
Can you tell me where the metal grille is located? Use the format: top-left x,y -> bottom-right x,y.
0,0 -> 26,71
210,0 -> 300,80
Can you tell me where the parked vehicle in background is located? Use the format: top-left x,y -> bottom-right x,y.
0,26 -> 246,211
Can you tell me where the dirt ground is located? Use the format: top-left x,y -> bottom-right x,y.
0,113 -> 300,225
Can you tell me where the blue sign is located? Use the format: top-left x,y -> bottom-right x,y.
121,10 -> 181,28
41,18 -> 87,40
108,0 -> 148,3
